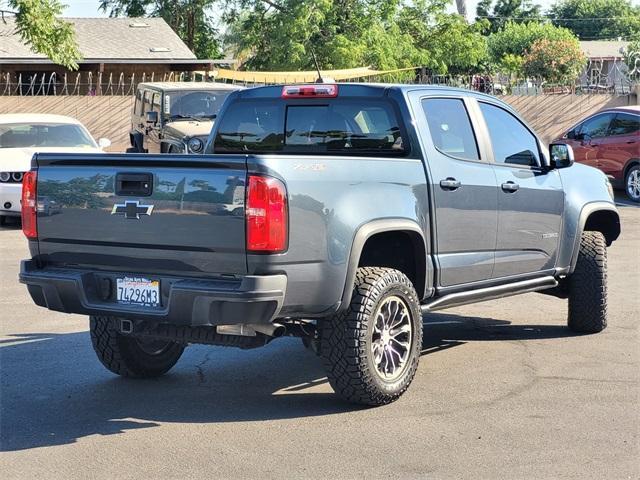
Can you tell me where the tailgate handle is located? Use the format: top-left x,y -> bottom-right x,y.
116,172 -> 153,196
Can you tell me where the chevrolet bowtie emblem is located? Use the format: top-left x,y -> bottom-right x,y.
111,200 -> 154,219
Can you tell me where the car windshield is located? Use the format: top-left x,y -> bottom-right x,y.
166,90 -> 230,120
0,123 -> 96,148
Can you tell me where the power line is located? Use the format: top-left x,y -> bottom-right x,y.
476,15 -> 637,21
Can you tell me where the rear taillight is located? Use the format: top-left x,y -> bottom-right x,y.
21,171 -> 37,239
246,175 -> 288,253
281,84 -> 338,98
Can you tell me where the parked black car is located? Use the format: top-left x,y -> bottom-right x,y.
127,82 -> 243,154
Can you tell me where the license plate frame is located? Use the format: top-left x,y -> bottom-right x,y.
116,277 -> 160,307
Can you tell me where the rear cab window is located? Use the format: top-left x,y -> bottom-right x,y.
212,93 -> 408,156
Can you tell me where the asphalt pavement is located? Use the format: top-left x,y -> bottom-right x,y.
1,194 -> 638,479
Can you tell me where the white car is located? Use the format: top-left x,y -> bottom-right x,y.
0,114 -> 110,225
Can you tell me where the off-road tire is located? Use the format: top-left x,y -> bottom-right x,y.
90,316 -> 185,377
320,267 -> 423,406
567,231 -> 608,333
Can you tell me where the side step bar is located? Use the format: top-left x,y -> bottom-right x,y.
421,276 -> 558,313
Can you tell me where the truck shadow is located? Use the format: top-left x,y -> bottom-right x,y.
1,313 -> 581,452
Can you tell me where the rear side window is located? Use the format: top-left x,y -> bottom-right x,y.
479,102 -> 540,167
608,113 -> 639,136
422,98 -> 479,161
213,99 -> 406,155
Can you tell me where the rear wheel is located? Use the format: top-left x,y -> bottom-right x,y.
320,267 -> 422,406
625,164 -> 640,203
90,316 -> 185,377
567,231 -> 608,333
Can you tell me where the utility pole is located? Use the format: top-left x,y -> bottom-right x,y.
455,0 -> 467,19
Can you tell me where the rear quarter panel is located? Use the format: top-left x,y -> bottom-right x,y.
246,154 -> 429,316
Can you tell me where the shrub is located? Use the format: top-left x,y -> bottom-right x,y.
523,38 -> 586,84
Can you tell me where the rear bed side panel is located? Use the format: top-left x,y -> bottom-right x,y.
246,154 -> 430,317
33,153 -> 247,276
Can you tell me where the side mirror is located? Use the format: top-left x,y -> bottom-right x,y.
146,111 -> 159,125
549,143 -> 575,169
97,138 -> 111,149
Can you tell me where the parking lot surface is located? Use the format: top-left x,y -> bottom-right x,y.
1,195 -> 638,479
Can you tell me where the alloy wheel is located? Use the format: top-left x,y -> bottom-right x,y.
371,295 -> 413,381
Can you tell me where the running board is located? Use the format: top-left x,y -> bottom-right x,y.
421,276 -> 558,313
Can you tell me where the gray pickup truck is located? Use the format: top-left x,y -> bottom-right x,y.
19,84 -> 620,405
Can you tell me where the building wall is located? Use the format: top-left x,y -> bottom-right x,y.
0,93 -> 637,153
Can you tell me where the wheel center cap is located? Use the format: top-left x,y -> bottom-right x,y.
382,330 -> 391,345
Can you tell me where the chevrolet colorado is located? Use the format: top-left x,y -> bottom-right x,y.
19,84 -> 621,405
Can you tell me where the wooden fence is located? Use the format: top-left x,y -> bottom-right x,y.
0,93 -> 637,152
0,96 -> 134,152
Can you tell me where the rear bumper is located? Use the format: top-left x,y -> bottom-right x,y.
19,260 -> 287,326
0,183 -> 21,215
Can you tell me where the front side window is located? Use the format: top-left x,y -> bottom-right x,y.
213,99 -> 406,155
422,98 -> 479,161
134,89 -> 143,116
608,113 -> 639,136
580,113 -> 614,139
142,90 -> 152,114
480,102 -> 540,167
0,123 -> 96,148
151,93 -> 161,115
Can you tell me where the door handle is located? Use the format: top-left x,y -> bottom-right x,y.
501,181 -> 519,193
116,172 -> 153,196
439,178 -> 461,190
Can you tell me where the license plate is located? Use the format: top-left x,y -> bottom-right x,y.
116,277 -> 160,307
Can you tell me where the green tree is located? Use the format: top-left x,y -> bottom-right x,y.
487,20 -> 577,65
549,0 -> 640,40
226,0 -> 488,74
1,0 -> 81,69
99,0 -> 222,59
476,0 -> 543,33
523,38 -> 586,83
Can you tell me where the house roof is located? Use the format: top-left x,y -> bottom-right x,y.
0,17 -> 197,62
580,41 -> 630,60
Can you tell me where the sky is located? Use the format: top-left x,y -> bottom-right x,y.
64,0 -> 564,20
63,0 -> 640,25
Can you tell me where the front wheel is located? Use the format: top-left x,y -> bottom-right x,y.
567,232 -> 608,333
320,267 -> 423,406
625,164 -> 640,203
90,316 -> 185,377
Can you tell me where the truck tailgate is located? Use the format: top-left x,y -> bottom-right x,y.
34,153 -> 247,276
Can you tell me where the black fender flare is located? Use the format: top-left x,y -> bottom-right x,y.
339,218 -> 429,311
